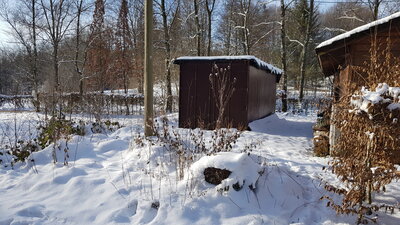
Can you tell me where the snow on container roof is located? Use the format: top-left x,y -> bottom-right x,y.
173,55 -> 283,76
316,11 -> 400,50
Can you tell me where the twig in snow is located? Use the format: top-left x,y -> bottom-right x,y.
106,167 -> 127,200
289,200 -> 319,218
251,188 -> 261,209
277,166 -> 305,192
228,196 -> 241,210
73,136 -> 80,167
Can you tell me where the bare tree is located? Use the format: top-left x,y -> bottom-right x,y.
382,0 -> 400,15
238,0 -> 251,55
205,0 -> 216,56
0,0 -> 41,111
73,0 -> 90,97
298,0 -> 315,102
193,0 -> 201,56
320,1 -> 372,39
218,0 -> 235,55
40,0 -> 74,116
128,0 -> 144,94
86,0 -> 111,92
115,0 -> 133,114
280,0 -> 295,112
157,0 -> 180,113
368,0 -> 383,20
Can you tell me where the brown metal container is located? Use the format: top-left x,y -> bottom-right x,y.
173,56 -> 282,129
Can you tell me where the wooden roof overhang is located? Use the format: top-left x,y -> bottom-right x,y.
316,13 -> 400,77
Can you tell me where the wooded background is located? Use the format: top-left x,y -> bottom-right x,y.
0,0 -> 399,112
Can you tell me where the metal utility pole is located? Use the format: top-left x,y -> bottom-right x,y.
144,0 -> 154,136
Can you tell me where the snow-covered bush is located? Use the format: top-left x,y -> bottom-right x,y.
324,42 -> 400,224
326,83 -> 400,213
0,113 -> 41,168
38,118 -> 85,149
90,120 -> 121,134
350,83 -> 400,118
37,118 -> 86,165
0,140 -> 39,168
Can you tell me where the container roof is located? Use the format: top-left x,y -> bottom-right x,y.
173,55 -> 283,76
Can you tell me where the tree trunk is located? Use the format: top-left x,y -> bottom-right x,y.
160,0 -> 173,113
223,1 -> 234,55
299,46 -> 307,102
241,15 -> 247,54
299,0 -> 314,103
131,27 -> 143,94
240,0 -> 251,55
53,44 -> 61,117
40,0 -> 72,117
32,0 -> 40,112
207,11 -> 212,56
280,0 -> 288,112
370,0 -> 380,21
225,21 -> 232,55
193,0 -> 201,56
75,0 -> 84,97
123,71 -> 130,115
205,0 -> 215,56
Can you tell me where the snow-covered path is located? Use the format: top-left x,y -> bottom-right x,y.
0,113 -> 399,225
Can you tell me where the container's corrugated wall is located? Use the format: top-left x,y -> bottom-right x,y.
226,61 -> 248,128
247,66 -> 276,122
179,62 -> 197,128
178,60 -> 276,129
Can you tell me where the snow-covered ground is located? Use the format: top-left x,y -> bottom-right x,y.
0,112 -> 399,225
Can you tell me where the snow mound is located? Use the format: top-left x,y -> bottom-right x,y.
248,113 -> 281,132
350,83 -> 400,116
188,152 -> 261,191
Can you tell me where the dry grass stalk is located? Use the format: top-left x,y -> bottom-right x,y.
209,63 -> 236,129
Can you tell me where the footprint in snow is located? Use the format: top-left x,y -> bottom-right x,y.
96,139 -> 128,154
16,205 -> 45,218
135,201 -> 160,224
110,199 -> 138,223
0,218 -> 13,225
7,221 -> 31,225
52,167 -> 88,184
